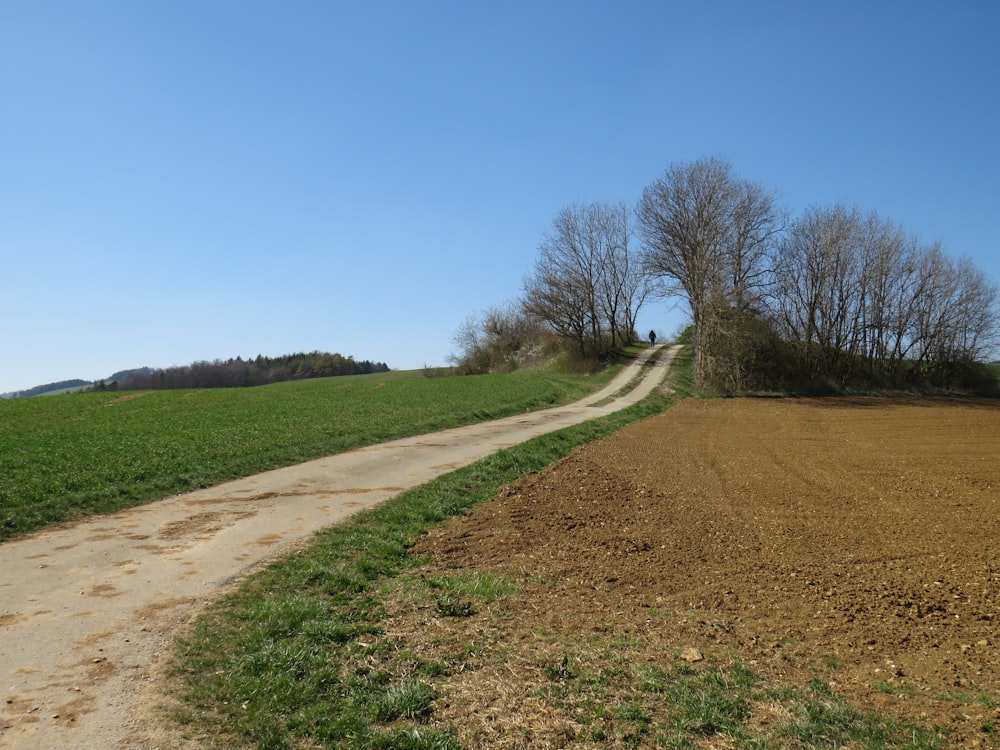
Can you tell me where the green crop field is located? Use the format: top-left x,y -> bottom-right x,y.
0,367 -> 615,541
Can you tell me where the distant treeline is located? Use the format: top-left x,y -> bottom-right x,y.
1,379 -> 91,399
102,352 -> 390,390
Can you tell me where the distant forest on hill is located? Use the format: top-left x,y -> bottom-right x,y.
100,352 -> 390,391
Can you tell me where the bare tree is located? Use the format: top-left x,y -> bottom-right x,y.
524,202 -> 649,356
910,247 -> 999,367
950,256 -> 999,361
451,314 -> 485,368
772,205 -> 865,372
530,204 -> 600,352
593,202 -> 649,347
853,214 -> 911,368
728,178 -> 785,311
637,157 -> 782,385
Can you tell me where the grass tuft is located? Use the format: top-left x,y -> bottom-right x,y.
374,681 -> 437,722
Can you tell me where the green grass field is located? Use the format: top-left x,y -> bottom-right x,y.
0,367 -> 615,541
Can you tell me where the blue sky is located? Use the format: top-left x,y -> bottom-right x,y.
2,1 -> 998,392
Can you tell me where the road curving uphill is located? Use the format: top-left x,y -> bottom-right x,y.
0,345 -> 677,750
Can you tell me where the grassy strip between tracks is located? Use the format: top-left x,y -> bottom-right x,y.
165,349 -> 948,749
0,364 -> 622,541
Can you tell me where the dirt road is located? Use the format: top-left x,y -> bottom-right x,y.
0,346 -> 675,750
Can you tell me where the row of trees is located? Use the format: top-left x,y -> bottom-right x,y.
772,205 -> 996,383
453,203 -> 653,373
102,352 -> 389,390
455,156 -> 997,392
638,157 -> 997,391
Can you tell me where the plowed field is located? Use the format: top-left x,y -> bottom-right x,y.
412,397 -> 1000,747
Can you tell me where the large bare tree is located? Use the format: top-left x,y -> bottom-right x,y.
637,157 -> 782,385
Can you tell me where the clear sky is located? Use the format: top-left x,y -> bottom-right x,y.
2,1 -> 998,393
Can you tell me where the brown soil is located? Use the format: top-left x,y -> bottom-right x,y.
411,397 -> 1000,747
